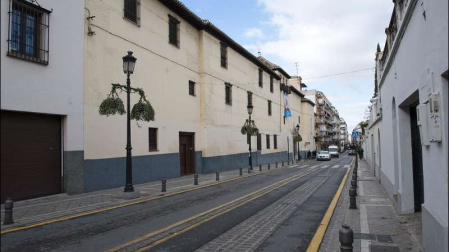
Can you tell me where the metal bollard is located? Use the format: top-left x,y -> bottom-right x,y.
276,162 -> 278,168
268,164 -> 270,170
259,164 -> 262,172
3,198 -> 14,225
282,161 -> 284,167
239,168 -> 243,176
349,187 -> 357,209
216,171 -> 219,181
339,224 -> 354,252
352,174 -> 357,181
194,174 -> 199,185
161,178 -> 166,192
351,179 -> 357,189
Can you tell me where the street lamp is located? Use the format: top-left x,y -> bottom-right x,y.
123,51 -> 137,193
296,124 -> 300,161
247,104 -> 253,171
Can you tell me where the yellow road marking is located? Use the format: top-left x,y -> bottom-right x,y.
107,168 -> 319,252
1,166 -> 289,235
306,158 -> 353,252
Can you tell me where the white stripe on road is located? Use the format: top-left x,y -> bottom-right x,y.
300,165 -> 310,168
332,165 -> 339,169
321,165 -> 329,169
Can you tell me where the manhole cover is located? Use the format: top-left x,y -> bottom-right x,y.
370,245 -> 400,252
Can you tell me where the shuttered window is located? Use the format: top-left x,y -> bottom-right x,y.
124,0 -> 140,25
225,83 -> 232,105
257,133 -> 262,150
220,42 -> 228,68
268,100 -> 272,116
148,128 -> 158,151
259,69 -> 263,87
168,15 -> 180,47
274,135 -> 277,149
266,135 -> 270,149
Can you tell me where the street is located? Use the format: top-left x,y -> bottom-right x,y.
1,156 -> 351,252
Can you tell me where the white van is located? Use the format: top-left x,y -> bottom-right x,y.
328,145 -> 339,158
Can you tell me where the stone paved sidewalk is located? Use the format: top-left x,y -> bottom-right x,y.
1,160 -> 306,231
320,158 -> 422,252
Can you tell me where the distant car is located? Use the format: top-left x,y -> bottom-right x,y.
328,145 -> 339,158
317,151 -> 331,161
348,149 -> 357,155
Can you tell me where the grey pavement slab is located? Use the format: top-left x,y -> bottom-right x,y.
319,158 -> 422,252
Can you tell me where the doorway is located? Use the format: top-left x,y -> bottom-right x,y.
410,104 -> 424,212
179,132 -> 195,176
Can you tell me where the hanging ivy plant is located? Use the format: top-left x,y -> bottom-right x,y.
99,86 -> 125,116
293,134 -> 302,142
99,83 -> 155,122
241,119 -> 259,136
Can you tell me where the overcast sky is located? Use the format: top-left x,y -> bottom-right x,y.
181,0 -> 393,133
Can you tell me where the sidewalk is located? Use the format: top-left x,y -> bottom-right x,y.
1,160 -> 306,232
320,158 -> 422,252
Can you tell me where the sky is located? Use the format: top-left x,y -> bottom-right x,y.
181,0 -> 393,132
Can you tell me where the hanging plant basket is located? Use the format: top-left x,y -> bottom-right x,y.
293,134 -> 302,142
241,119 -> 259,136
131,100 -> 155,122
99,96 -> 126,116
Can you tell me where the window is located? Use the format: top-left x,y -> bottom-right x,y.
274,135 -> 277,149
148,128 -> 158,151
189,81 -> 195,96
225,83 -> 232,105
268,100 -> 272,116
220,42 -> 228,68
7,0 -> 50,65
270,76 -> 274,93
247,92 -> 253,106
259,69 -> 263,87
266,135 -> 270,149
124,0 -> 140,25
257,133 -> 262,150
168,15 -> 180,47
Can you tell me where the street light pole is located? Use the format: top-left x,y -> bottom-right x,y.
296,124 -> 300,161
247,104 -> 253,171
122,51 -> 137,193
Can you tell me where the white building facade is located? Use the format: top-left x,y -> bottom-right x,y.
1,0 -> 85,202
376,0 -> 448,251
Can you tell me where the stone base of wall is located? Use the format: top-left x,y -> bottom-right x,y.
64,150 -> 84,195
84,151 -> 289,192
422,205 -> 448,252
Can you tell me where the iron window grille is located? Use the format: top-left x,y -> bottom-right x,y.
168,15 -> 180,47
220,42 -> 228,68
189,80 -> 195,96
259,69 -> 263,87
274,135 -> 277,149
148,127 -> 158,151
268,100 -> 272,116
257,133 -> 262,150
270,76 -> 274,93
225,82 -> 232,105
124,0 -> 140,26
7,0 -> 51,65
266,135 -> 270,149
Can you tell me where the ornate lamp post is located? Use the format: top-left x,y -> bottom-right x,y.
247,104 -> 254,171
122,51 -> 137,193
296,124 -> 300,161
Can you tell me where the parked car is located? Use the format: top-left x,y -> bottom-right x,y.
317,151 -> 331,161
348,149 -> 357,155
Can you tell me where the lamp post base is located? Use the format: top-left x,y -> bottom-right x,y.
116,191 -> 141,200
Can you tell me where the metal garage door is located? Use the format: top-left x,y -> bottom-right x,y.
1,111 -> 61,203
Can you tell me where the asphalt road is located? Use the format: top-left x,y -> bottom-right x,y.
1,155 -> 352,252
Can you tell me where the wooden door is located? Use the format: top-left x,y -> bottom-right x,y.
1,111 -> 61,203
179,133 -> 194,175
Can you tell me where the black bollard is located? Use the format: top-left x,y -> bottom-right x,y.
351,179 -> 357,189
282,161 -> 284,167
194,174 -> 198,185
349,187 -> 357,209
352,174 -> 357,181
239,168 -> 243,176
268,164 -> 270,170
339,224 -> 354,252
3,198 -> 14,225
276,162 -> 278,168
259,164 -> 262,172
216,171 -> 219,181
161,178 -> 166,192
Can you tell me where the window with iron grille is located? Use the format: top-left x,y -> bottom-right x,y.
270,76 -> 274,93
168,15 -> 180,47
257,133 -> 262,150
225,83 -> 232,105
220,42 -> 227,68
274,135 -> 277,149
189,81 -> 195,96
259,69 -> 263,87
268,100 -> 272,116
7,0 -> 51,65
247,92 -> 253,106
266,134 -> 270,149
124,0 -> 140,25
148,128 -> 158,151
